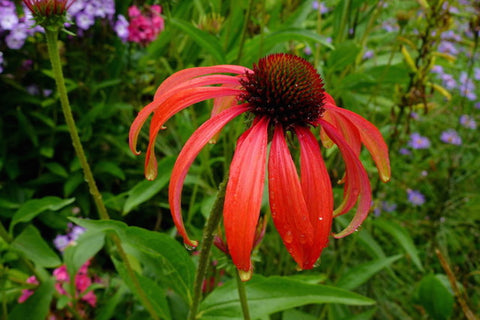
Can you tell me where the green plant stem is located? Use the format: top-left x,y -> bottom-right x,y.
236,270 -> 251,320
44,29 -> 109,221
188,177 -> 228,320
236,0 -> 254,63
44,29 -> 159,320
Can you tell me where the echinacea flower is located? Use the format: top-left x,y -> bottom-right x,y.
23,0 -> 75,30
130,53 -> 391,280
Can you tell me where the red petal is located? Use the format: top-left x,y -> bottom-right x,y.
144,86 -> 243,179
129,74 -> 242,156
154,66 -> 251,100
268,125 -> 314,269
224,117 -> 269,272
295,126 -> 333,268
169,104 -> 249,248
324,94 -> 391,182
319,120 -> 372,238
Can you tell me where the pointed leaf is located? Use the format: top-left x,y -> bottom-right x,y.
199,275 -> 375,320
373,220 -> 424,272
9,278 -> 55,320
336,255 -> 402,290
11,225 -> 61,268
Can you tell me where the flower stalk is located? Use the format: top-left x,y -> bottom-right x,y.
44,28 -> 159,320
45,29 -> 109,221
188,176 -> 228,320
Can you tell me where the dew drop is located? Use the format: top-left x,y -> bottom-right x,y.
318,217 -> 324,221
284,230 -> 293,243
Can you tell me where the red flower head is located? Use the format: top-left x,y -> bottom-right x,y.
130,53 -> 391,281
23,0 -> 75,30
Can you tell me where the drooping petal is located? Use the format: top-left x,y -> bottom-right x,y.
129,75 -> 243,156
169,104 -> 249,248
154,65 -> 251,100
144,86 -> 243,179
295,126 -> 333,268
224,117 -> 269,276
324,93 -> 391,182
319,120 -> 372,238
268,125 -> 314,269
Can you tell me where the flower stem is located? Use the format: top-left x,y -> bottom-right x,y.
44,29 -> 109,221
188,176 -> 228,320
236,269 -> 251,320
44,30 -> 159,320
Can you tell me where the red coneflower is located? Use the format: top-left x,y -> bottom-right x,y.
130,53 -> 391,280
23,0 -> 75,17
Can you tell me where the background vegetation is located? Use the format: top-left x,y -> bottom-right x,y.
1,0 -> 479,319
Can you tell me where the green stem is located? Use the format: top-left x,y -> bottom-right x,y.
44,29 -> 109,221
236,270 -> 251,320
188,177 -> 228,320
44,29 -> 159,320
236,0 -> 254,63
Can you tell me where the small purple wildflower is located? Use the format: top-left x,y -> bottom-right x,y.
114,14 -> 129,42
459,115 -> 477,129
410,111 -> 419,120
399,147 -> 412,155
474,67 -> 480,81
408,133 -> 431,149
53,224 -> 86,251
431,65 -> 444,74
440,129 -> 462,145
440,73 -> 456,90
53,235 -> 71,251
459,72 -> 477,101
312,1 -> 329,14
363,50 -> 374,59
407,189 -> 425,206
475,102 -> 480,109
438,41 -> 459,55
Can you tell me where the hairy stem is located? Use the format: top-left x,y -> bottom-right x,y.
188,177 -> 228,320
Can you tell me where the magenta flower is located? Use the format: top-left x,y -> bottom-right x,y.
127,4 -> 164,45
130,53 -> 391,280
18,276 -> 39,303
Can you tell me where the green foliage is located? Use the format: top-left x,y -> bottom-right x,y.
1,0 -> 479,319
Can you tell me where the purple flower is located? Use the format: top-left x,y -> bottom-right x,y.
440,129 -> 462,145
5,29 -> 27,50
475,102 -> 480,109
114,14 -> 129,42
440,73 -> 456,90
407,189 -> 425,206
382,202 -> 397,212
399,147 -> 412,155
474,67 -> 480,81
0,5 -> 18,31
459,72 -> 477,101
363,50 -> 374,60
53,235 -> 71,251
431,65 -> 444,74
459,115 -> 477,129
408,133 -> 431,149
438,41 -> 459,55
312,1 -> 329,14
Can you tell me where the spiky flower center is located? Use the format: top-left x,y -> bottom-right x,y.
240,53 -> 326,130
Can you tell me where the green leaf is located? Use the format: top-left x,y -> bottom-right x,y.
336,255 -> 402,290
373,220 -> 424,272
122,226 -> 195,304
9,278 -> 55,320
11,225 -> 61,268
327,41 -> 361,72
16,107 -> 38,147
64,229 -> 105,276
45,162 -> 69,178
94,161 -> 126,180
122,156 -> 175,215
199,275 -> 375,319
10,196 -> 75,232
169,17 -> 226,63
415,274 -> 454,320
112,257 -> 172,320
70,218 -> 195,304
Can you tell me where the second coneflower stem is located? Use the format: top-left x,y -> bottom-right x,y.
44,29 -> 109,221
44,29 -> 159,320
188,176 -> 228,320
236,269 -> 251,320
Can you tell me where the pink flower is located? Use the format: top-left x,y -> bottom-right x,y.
127,5 -> 165,46
18,276 -> 39,303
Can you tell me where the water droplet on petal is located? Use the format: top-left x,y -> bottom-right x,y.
318,217 -> 323,221
284,230 -> 293,243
